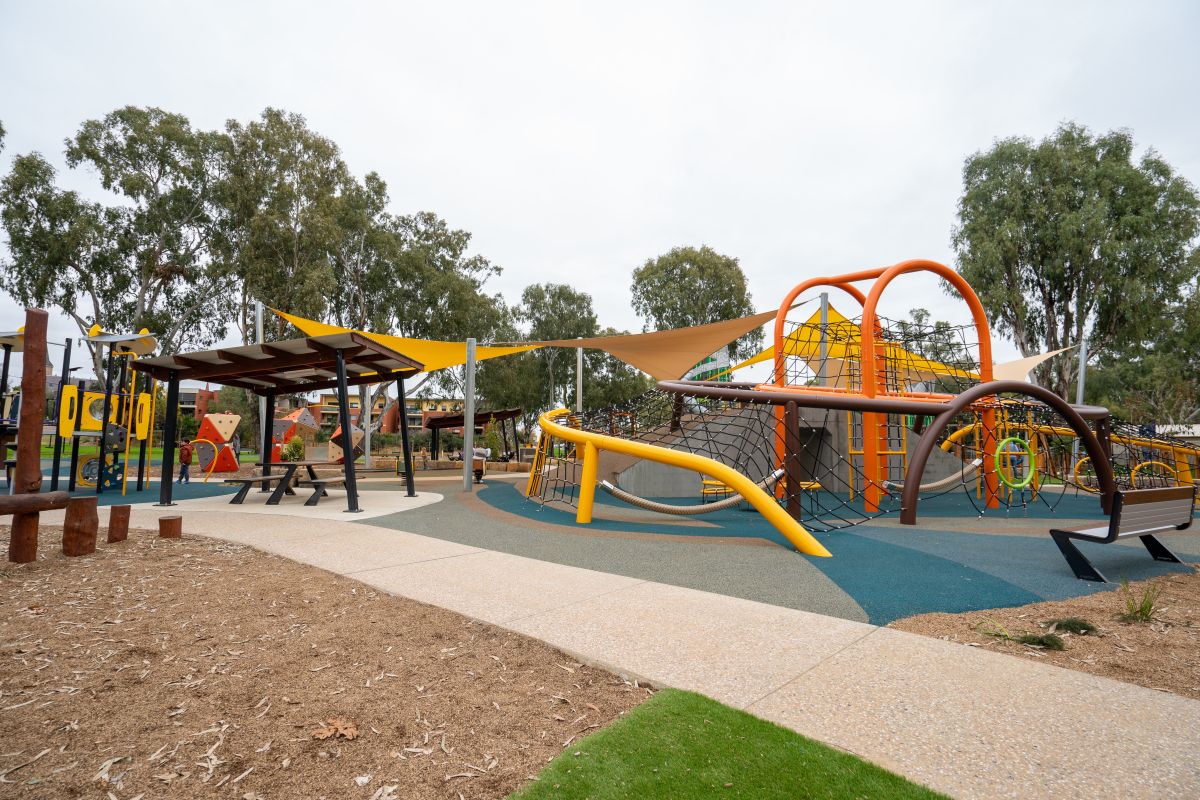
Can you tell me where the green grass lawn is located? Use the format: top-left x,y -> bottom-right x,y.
509,689 -> 945,800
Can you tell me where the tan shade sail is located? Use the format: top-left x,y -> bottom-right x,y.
513,310 -> 779,380
990,347 -> 1074,382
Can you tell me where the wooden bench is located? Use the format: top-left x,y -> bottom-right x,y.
296,476 -> 346,507
1050,486 -> 1195,582
224,474 -> 296,505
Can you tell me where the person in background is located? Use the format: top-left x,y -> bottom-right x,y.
177,439 -> 194,484
472,443 -> 487,484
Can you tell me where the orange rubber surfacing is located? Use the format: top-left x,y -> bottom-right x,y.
771,259 -> 999,513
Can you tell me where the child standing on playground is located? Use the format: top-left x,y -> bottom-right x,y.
177,439 -> 194,484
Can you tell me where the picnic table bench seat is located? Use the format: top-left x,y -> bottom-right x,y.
1050,485 -> 1195,582
296,476 -> 347,507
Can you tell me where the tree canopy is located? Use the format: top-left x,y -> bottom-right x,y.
952,122 -> 1200,398
631,245 -> 761,360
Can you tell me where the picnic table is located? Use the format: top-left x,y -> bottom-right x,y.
225,460 -> 341,505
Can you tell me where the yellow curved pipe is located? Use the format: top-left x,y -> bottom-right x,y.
538,409 -> 831,557
1130,460 -> 1179,486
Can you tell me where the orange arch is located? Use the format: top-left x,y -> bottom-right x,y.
772,277 -> 870,387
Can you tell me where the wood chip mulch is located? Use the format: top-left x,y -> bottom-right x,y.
890,565 -> 1200,699
0,528 -> 649,799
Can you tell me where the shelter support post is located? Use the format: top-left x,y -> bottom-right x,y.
462,338 -> 476,492
261,391 -> 276,488
156,372 -> 180,506
335,349 -> 361,512
396,376 -> 416,498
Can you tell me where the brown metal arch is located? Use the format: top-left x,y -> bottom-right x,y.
899,380 -> 1116,525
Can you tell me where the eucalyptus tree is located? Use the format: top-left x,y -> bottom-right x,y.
631,245 -> 761,359
953,122 -> 1200,398
0,106 -> 231,370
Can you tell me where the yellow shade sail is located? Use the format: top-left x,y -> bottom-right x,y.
717,306 -> 979,382
273,310 -> 541,372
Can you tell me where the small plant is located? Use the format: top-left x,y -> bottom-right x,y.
282,435 -> 305,462
1118,579 -> 1162,623
975,619 -> 1064,650
1013,633 -> 1065,650
1047,617 -> 1097,635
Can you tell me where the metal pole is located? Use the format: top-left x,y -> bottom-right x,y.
261,391 -> 276,485
363,385 -> 373,469
97,345 -> 115,495
67,377 -> 84,492
50,338 -> 72,490
334,349 -> 361,512
1072,336 -> 1088,463
397,376 -> 416,498
818,292 -> 829,386
463,338 -> 476,492
0,343 -> 11,400
256,301 -> 266,444
156,372 -> 179,506
576,337 -> 583,412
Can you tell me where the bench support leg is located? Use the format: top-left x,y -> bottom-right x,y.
230,483 -> 253,505
305,487 -> 323,507
1050,531 -> 1108,582
1139,534 -> 1183,564
267,478 -> 293,505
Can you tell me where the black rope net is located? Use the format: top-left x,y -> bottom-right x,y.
528,312 -> 1200,530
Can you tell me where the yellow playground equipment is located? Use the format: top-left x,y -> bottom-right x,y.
58,326 -> 159,494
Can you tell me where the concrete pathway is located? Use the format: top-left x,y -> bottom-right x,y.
45,501 -> 1200,800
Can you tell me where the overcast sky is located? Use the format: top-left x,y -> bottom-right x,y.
2,1 -> 1198,383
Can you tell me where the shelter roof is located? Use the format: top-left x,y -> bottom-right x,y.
424,407 -> 522,430
131,333 -> 423,395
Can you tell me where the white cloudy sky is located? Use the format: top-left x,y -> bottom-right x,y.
2,0 -> 1198,382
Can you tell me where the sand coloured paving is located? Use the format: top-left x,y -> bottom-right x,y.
0,528 -> 647,799
891,566 -> 1200,699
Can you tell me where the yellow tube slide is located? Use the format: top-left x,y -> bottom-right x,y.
537,410 -> 831,557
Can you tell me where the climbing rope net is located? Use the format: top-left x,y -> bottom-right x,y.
529,313 -> 1200,530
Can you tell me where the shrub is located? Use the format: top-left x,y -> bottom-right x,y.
282,436 -> 305,462
1118,579 -> 1162,622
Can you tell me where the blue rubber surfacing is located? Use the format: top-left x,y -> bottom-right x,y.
479,482 -> 1198,625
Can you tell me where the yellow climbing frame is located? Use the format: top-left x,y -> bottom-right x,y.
536,409 -> 831,557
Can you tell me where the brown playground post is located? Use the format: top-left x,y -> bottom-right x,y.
62,496 -> 99,557
158,515 -> 182,539
8,309 -> 49,564
108,505 -> 131,543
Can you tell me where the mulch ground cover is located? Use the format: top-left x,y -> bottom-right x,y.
891,565 -> 1200,699
0,527 -> 648,799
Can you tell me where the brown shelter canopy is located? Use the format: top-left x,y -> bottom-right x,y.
132,333 -> 425,514
132,333 -> 423,395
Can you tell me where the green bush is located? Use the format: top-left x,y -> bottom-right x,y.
281,435 -> 305,462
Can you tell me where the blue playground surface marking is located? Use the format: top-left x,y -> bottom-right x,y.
478,482 -> 1197,625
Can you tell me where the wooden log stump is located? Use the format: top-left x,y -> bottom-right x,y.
62,496 -> 99,557
108,505 -> 131,543
8,512 -> 39,564
158,515 -> 182,539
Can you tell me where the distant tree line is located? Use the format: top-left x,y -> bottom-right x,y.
0,108 -> 760,438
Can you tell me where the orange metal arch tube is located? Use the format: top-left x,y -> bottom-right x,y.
771,277 -> 870,505
858,259 -> 997,511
